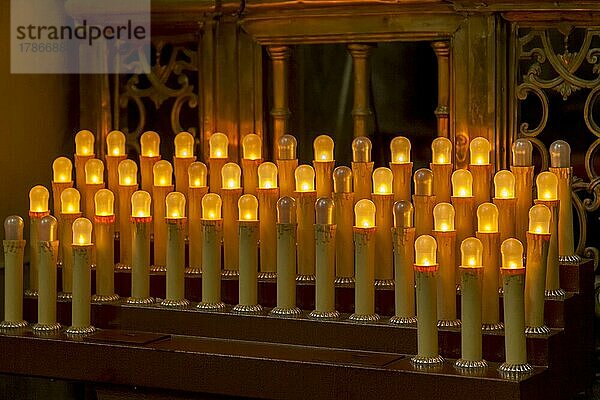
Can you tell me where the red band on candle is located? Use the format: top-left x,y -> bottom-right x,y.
131,216 -> 152,223
413,264 -> 439,273
94,215 -> 116,224
29,211 -> 50,218
501,267 -> 525,276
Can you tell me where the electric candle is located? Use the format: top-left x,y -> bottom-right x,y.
83,158 -> 105,219
59,188 -> 81,299
476,202 -> 502,330
92,189 -> 119,302
197,193 -> 225,310
152,160 -> 174,271
390,201 -> 417,325
349,199 -> 379,322
140,131 -> 161,193
1,216 -> 27,328
535,172 -> 563,298
389,136 -> 413,202
351,137 -> 374,202
161,192 -> 189,307
221,162 -> 243,276
372,167 -> 394,286
469,137 -> 493,208
117,159 -> 138,268
313,135 -> 335,198
511,138 -> 534,247
74,130 -> 95,191
493,170 -> 517,244
413,168 -> 435,238
173,131 -> 196,198
432,202 -> 459,327
456,237 -> 487,369
276,134 -> 298,198
105,131 -> 127,225
66,217 -> 95,335
295,164 -> 317,281
411,235 -> 443,366
271,197 -> 301,316
233,194 -> 262,314
128,190 -> 154,304
242,134 -> 263,196
28,185 -> 50,297
430,137 -> 453,204
208,132 -> 229,195
499,238 -> 533,375
33,215 -> 61,332
451,169 -> 475,284
51,157 -> 74,223
257,162 -> 279,278
549,140 -> 579,264
310,198 -> 339,319
333,166 -> 355,283
524,204 -> 551,334
187,162 -> 208,274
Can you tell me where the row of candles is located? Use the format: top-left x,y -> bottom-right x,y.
2,129 -> 578,375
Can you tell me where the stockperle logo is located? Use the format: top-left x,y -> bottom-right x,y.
11,0 -> 151,74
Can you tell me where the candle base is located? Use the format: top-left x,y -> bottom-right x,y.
222,269 -> 239,277
58,292 -> 72,301
32,322 -> 61,332
498,362 -> 534,375
309,310 -> 340,320
544,288 -> 566,299
374,279 -> 394,288
525,325 -> 551,335
24,290 -> 38,298
296,274 -> 315,282
455,359 -> 488,369
197,301 -> 226,311
258,272 -> 277,280
559,254 -> 581,264
91,294 -> 120,303
232,304 -> 263,314
126,296 -> 155,305
150,265 -> 167,273
348,313 -> 380,323
271,307 -> 302,317
160,298 -> 191,308
482,322 -> 504,331
115,263 -> 131,271
185,267 -> 202,275
410,355 -> 444,366
66,325 -> 96,335
437,319 -> 461,327
334,276 -> 355,285
0,320 -> 28,329
389,316 -> 417,325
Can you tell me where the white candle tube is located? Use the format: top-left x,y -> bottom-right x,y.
296,190 -> 317,280
451,196 -> 475,284
59,213 -> 80,299
470,164 -> 493,208
432,231 -> 459,326
188,186 -> 208,273
276,159 -> 298,198
372,193 -> 394,285
349,227 -> 379,322
351,161 -> 374,203
162,218 -> 189,307
34,215 -> 60,332
257,187 -> 279,278
511,166 -> 534,246
430,163 -> 453,205
92,216 -> 118,302
534,199 -> 563,297
390,162 -> 412,202
74,154 -> 94,192
242,159 -> 262,196
390,226 -> 416,325
333,167 -> 354,283
1,216 -> 27,328
524,232 -> 551,334
476,231 -> 501,330
412,265 -> 443,365
128,216 -> 154,304
550,167 -> 579,263
314,161 -> 335,199
140,155 -> 161,193
222,188 -> 243,275
174,156 -> 196,198
209,158 -> 228,196
118,184 -> 137,267
66,245 -> 95,334
106,155 -> 127,230
233,221 -> 262,313
493,197 -> 516,244
152,185 -> 173,270
83,183 -> 104,220
456,266 -> 487,368
197,219 -> 225,310
413,195 -> 435,238
27,211 -> 49,297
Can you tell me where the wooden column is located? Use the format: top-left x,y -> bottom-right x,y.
267,46 -> 291,158
432,41 -> 450,139
348,44 -> 373,138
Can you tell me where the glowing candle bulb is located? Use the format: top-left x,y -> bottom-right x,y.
452,169 -> 473,197
433,202 -> 455,232
221,162 -> 242,189
512,139 -> 533,167
354,199 -> 375,228
372,167 -> 393,195
528,204 -> 551,234
140,131 -> 160,157
118,160 -> 138,186
153,160 -> 173,187
72,217 -> 93,246
29,185 -> 49,213
242,134 -> 262,160
536,171 -> 558,201
313,135 -> 334,162
461,237 -> 483,267
53,157 -> 73,183
258,162 -> 278,189
390,136 -> 411,164
477,203 -> 498,233
550,140 -> 570,168
165,192 -> 186,219
239,194 -> 259,221
501,238 -> 524,269
469,137 -> 491,165
174,131 -> 194,158
85,159 -> 104,185
415,235 -> 437,266
494,170 -> 515,199
94,189 -> 114,216
209,132 -> 229,159
106,130 -> 126,157
202,193 -> 222,220
131,190 -> 151,218
431,137 -> 452,165
277,134 -> 297,160
75,130 -> 94,156
61,188 -> 81,214
295,165 -> 315,192
188,162 -> 207,188
352,137 -> 372,163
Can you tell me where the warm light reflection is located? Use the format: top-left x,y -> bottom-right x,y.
258,162 -> 278,189
431,137 -> 452,165
501,238 -> 524,269
118,159 -> 138,186
106,130 -> 126,156
153,160 -> 173,187
470,137 -> 491,165
238,194 -> 259,220
85,159 -> 104,185
188,162 -> 207,188
202,193 -> 222,220
372,167 -> 393,195
174,132 -> 195,158
494,170 -> 515,199
72,217 -> 93,245
52,157 -> 73,183
131,191 -> 151,218
75,130 -> 94,156
60,188 -> 80,214
242,134 -> 262,160
414,235 -> 437,266
29,185 -> 50,213
295,165 -> 315,192
313,135 -> 334,161
433,202 -> 455,232
140,131 -> 160,157
354,199 -> 376,228
461,237 -> 483,267
390,136 -> 411,163
166,192 -> 186,218
209,132 -> 229,159
451,169 -> 473,197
